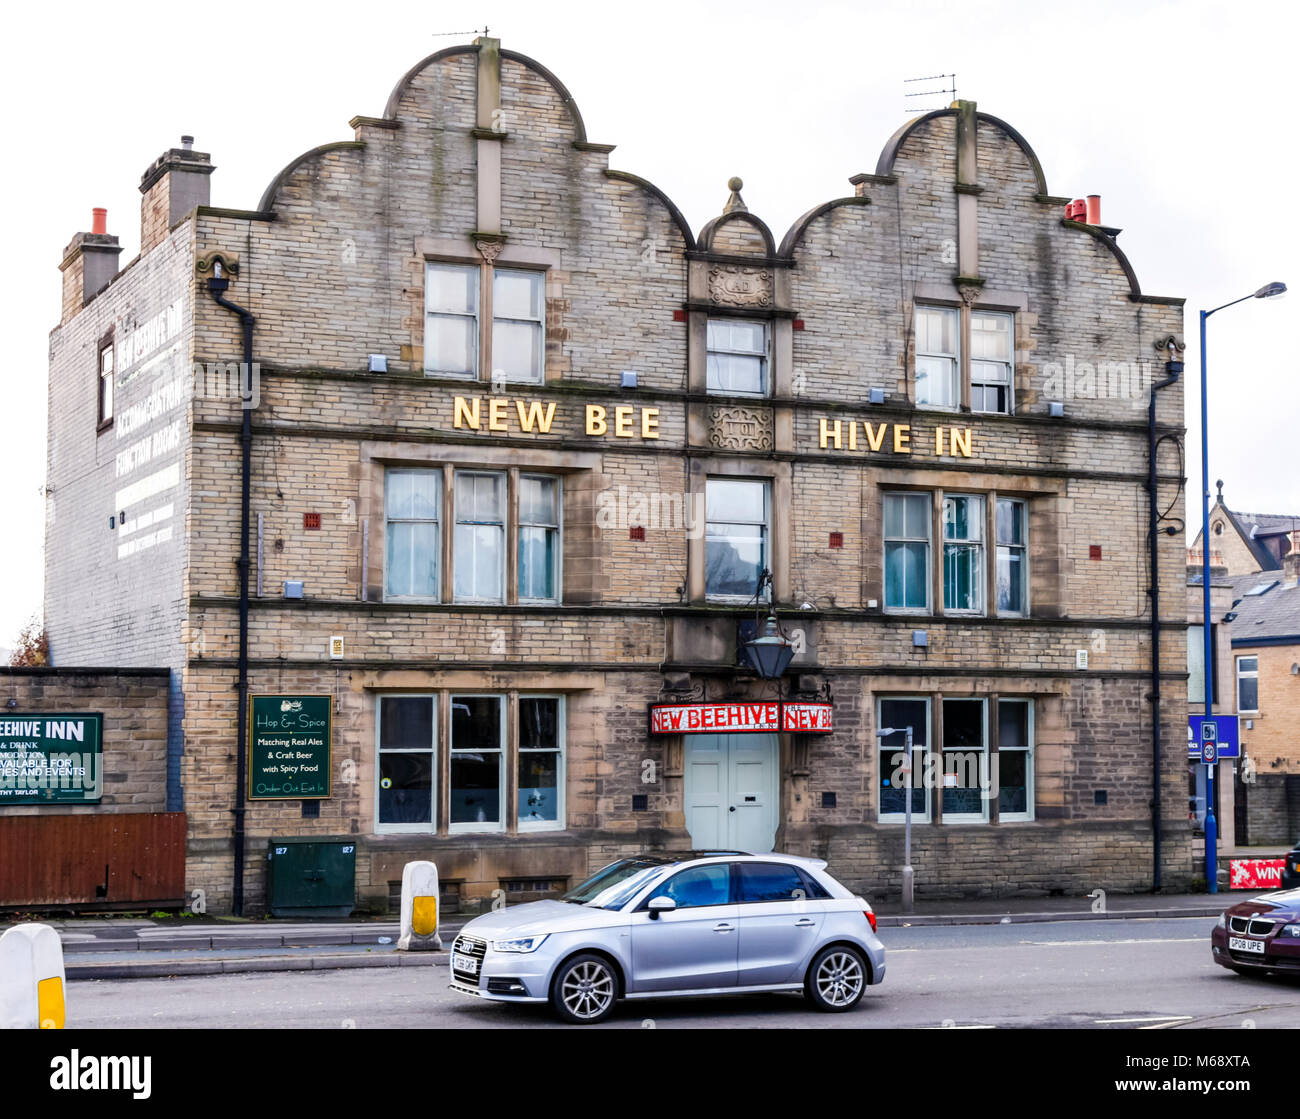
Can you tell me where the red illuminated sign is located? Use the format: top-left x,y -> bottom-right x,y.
648,701 -> 833,735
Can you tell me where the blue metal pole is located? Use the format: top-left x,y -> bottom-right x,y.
1201,308 -> 1217,894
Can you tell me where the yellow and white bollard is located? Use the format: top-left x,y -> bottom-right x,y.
396,860 -> 442,951
0,923 -> 66,1029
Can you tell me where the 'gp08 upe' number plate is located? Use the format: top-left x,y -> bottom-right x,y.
1229,936 -> 1265,954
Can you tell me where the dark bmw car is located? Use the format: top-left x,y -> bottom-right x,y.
1281,843 -> 1300,890
1211,889 -> 1300,975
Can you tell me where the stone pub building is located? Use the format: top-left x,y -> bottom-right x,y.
38,38 -> 1195,914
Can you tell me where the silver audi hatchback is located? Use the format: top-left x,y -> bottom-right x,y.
449,851 -> 886,1023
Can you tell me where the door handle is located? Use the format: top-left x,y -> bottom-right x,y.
713,923 -> 735,933
728,806 -> 736,812
795,919 -> 816,928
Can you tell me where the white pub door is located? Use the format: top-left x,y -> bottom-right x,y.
684,733 -> 779,853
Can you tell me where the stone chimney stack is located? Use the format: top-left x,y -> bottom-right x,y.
1286,531 -> 1300,585
59,208 -> 123,326
139,135 -> 214,255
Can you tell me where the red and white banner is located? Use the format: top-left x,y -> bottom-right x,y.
648,701 -> 833,735
1229,858 -> 1286,890
781,703 -> 834,733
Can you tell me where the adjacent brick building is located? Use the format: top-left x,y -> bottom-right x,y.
39,37 -> 1197,913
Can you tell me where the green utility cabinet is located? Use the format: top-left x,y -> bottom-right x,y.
266,837 -> 357,917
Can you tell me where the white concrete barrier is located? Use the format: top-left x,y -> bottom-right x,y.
0,923 -> 66,1028
396,860 -> 442,950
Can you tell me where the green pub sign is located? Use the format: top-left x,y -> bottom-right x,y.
249,695 -> 332,800
0,713 -> 104,804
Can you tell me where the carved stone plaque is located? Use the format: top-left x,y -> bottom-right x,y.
709,405 -> 774,451
708,265 -> 772,307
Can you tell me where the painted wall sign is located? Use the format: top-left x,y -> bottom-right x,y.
249,695 -> 332,800
0,714 -> 104,804
649,701 -> 833,735
1229,858 -> 1285,890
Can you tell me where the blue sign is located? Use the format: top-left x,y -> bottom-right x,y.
1187,715 -> 1240,760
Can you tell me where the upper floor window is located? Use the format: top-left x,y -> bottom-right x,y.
1236,656 -> 1259,713
971,311 -> 1013,414
383,467 -> 561,604
454,472 -> 506,603
995,498 -> 1027,615
707,318 -> 768,396
942,494 -> 984,614
97,338 -> 114,428
518,474 -> 560,603
424,263 -> 545,383
385,470 -> 441,599
705,478 -> 769,600
492,269 -> 544,384
425,263 -> 479,377
915,306 -> 958,408
884,492 -> 931,612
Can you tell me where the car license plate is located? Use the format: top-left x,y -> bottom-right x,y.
1229,936 -> 1265,954
453,953 -> 480,974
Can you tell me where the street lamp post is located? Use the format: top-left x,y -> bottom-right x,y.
878,725 -> 915,913
1199,282 -> 1286,894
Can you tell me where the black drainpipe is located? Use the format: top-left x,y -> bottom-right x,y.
206,261 -> 254,917
1148,357 -> 1181,893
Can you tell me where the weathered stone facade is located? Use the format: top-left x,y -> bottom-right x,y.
43,38 -> 1196,914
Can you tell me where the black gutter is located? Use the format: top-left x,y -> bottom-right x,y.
205,263 -> 255,917
1147,358 -> 1182,893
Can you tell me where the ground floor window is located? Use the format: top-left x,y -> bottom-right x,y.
878,694 -> 1035,824
878,697 -> 931,822
376,692 -> 565,834
997,699 -> 1034,821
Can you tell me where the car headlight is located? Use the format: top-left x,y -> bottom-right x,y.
1279,924 -> 1300,938
491,935 -> 549,953
1216,913 -> 1226,929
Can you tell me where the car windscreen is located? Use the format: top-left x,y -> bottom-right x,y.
562,858 -> 672,906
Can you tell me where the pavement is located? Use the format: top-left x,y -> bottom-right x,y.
6,889 -> 1249,981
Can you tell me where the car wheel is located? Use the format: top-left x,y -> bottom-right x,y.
805,944 -> 868,1012
550,953 -> 619,1025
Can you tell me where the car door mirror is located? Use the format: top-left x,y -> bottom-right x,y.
647,896 -> 677,919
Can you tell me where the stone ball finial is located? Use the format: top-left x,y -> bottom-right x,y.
728,176 -> 743,192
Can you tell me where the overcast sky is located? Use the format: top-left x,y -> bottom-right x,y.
1,0 -> 1296,645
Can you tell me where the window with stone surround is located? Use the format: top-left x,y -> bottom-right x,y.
970,311 -> 1014,414
997,699 -> 1034,821
943,494 -> 985,614
707,318 -> 768,396
382,466 -> 562,605
914,304 -> 1015,413
995,498 -> 1028,615
884,492 -> 931,612
705,477 -> 769,600
385,470 -> 440,599
492,269 -> 544,385
454,472 -> 506,603
915,305 -> 959,408
374,692 -> 565,835
424,263 -> 479,377
942,698 -> 988,822
877,696 -> 930,822
423,262 -> 546,383
376,694 -> 437,829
